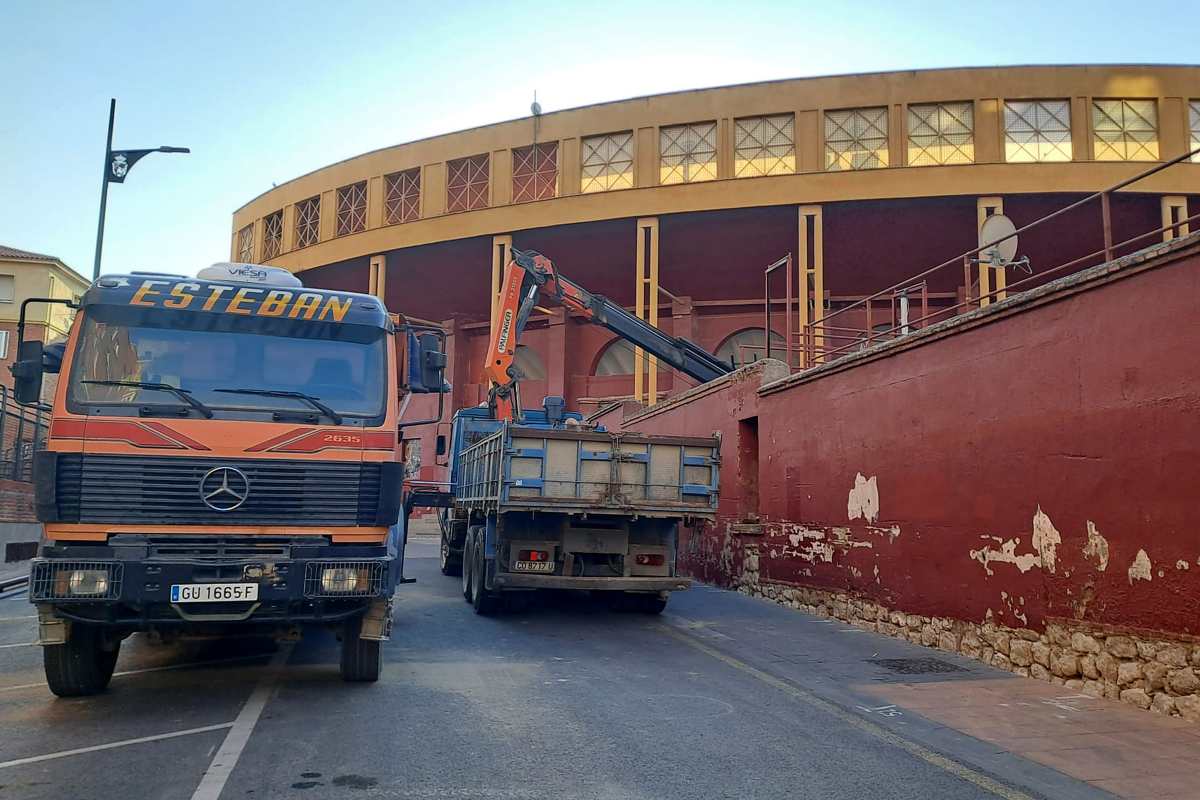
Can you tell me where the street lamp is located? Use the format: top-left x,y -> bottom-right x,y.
92,98 -> 190,279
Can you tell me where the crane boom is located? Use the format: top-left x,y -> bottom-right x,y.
483,248 -> 732,420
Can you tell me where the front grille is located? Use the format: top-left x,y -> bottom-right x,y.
30,560 -> 124,601
55,455 -> 381,527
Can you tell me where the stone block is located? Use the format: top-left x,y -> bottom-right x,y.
1105,636 -> 1138,659
920,628 -> 938,647
1050,648 -> 1079,678
1103,681 -> 1121,700
1082,679 -> 1105,698
938,632 -> 959,652
1009,640 -> 1033,667
1143,661 -> 1169,692
1071,632 -> 1100,653
1192,647 -> 1200,668
906,614 -> 922,629
1079,654 -> 1099,680
1096,651 -> 1119,682
980,647 -> 995,664
1152,692 -> 1176,715
1064,679 -> 1084,690
1046,623 -> 1071,647
992,653 -> 1011,670
1175,694 -> 1200,722
889,610 -> 906,626
1167,667 -> 1200,696
1031,642 -> 1051,668
1116,661 -> 1142,686
1015,628 -> 1041,642
1120,688 -> 1152,709
1155,644 -> 1189,668
993,632 -> 1011,656
1136,640 -> 1159,661
1014,667 -> 1030,677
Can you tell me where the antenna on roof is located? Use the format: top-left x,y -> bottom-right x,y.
530,90 -> 542,117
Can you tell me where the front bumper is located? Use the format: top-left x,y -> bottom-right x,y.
29,536 -> 400,628
492,573 -> 691,592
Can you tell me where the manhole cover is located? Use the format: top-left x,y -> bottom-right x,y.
868,658 -> 967,674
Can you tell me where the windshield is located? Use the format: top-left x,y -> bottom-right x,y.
67,306 -> 387,421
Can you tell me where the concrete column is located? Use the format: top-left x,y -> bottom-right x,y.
718,117 -> 732,179
369,254 -> 387,303
491,149 -> 511,207
423,163 -> 446,218
671,296 -> 695,343
443,317 -> 473,415
798,110 -> 821,173
976,99 -> 1002,164
1072,97 -> 1091,161
636,126 -> 657,187
559,137 -> 579,197
367,176 -> 384,229
890,104 -> 905,167
281,204 -> 296,255
1159,98 -> 1186,160
319,190 -> 336,241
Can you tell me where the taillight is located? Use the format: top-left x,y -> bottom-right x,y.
635,554 -> 664,566
519,549 -> 550,562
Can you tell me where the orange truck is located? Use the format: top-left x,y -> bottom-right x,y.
10,262 -> 447,695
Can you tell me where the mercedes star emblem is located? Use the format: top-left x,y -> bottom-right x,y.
199,466 -> 250,512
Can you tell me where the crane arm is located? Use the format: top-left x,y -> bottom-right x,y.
483,249 -> 732,420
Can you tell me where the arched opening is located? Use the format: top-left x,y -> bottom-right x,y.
592,338 -> 636,376
715,329 -> 786,369
513,346 -> 546,380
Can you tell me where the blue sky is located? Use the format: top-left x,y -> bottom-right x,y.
0,0 -> 1194,278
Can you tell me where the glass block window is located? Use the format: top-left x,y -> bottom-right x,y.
580,131 -> 634,193
512,142 -> 558,203
660,121 -> 717,184
236,224 -> 253,262
262,210 -> 282,260
734,114 -> 795,177
294,195 -> 320,249
1189,101 -> 1199,162
384,168 -> 420,225
1004,100 -> 1072,162
907,102 -> 974,166
335,181 -> 367,236
1092,99 -> 1158,161
825,107 -> 889,170
446,154 -> 489,212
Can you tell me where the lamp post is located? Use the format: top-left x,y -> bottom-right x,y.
92,98 -> 190,279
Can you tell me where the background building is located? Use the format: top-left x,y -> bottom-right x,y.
230,64 -> 1200,467
0,245 -> 88,399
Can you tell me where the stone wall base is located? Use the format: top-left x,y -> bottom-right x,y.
738,571 -> 1200,722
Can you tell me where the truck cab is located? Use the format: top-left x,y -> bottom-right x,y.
13,263 -> 447,695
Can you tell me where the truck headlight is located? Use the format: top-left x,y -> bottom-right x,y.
320,567 -> 360,594
67,569 -> 110,596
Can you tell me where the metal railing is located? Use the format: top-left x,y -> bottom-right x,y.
0,385 -> 49,482
769,147 -> 1200,370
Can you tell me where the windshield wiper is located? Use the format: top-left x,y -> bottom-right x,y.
212,388 -> 344,425
81,380 -> 214,419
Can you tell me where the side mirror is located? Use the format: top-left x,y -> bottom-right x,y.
407,331 -> 448,394
435,434 -> 447,456
11,340 -> 44,405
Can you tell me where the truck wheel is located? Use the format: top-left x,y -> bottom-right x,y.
638,594 -> 668,615
440,530 -> 462,577
43,624 -> 120,697
461,534 -> 476,603
339,615 -> 382,683
470,540 -> 500,617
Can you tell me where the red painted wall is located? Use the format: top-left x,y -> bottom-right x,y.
619,240 -> 1200,637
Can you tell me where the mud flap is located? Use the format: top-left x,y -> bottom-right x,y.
360,597 -> 393,641
36,604 -> 67,645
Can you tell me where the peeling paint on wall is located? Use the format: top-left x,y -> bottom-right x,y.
846,473 -> 879,523
1031,507 -> 1061,574
1082,520 -> 1110,571
1176,560 -> 1190,571
969,507 -> 1062,576
1128,549 -> 1152,585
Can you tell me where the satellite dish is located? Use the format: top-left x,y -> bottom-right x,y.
531,90 -> 542,117
978,213 -> 1018,266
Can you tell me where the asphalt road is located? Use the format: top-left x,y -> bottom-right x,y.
0,539 -> 1112,800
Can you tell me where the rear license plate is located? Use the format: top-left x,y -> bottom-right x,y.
170,583 -> 259,603
512,560 -> 555,573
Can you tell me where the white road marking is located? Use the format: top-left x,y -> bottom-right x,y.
0,615 -> 35,622
0,723 -> 234,770
0,652 -> 274,694
0,642 -> 35,649
190,644 -> 292,800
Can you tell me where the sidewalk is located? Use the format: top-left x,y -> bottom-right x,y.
669,584 -> 1200,800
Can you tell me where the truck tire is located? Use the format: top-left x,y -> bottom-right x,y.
637,594 -> 668,615
470,539 -> 501,617
339,615 -> 382,683
440,532 -> 462,577
462,533 -> 476,603
43,623 -> 120,697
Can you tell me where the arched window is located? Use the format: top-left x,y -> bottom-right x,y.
715,329 -> 786,368
513,346 -> 546,380
593,338 -> 636,376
